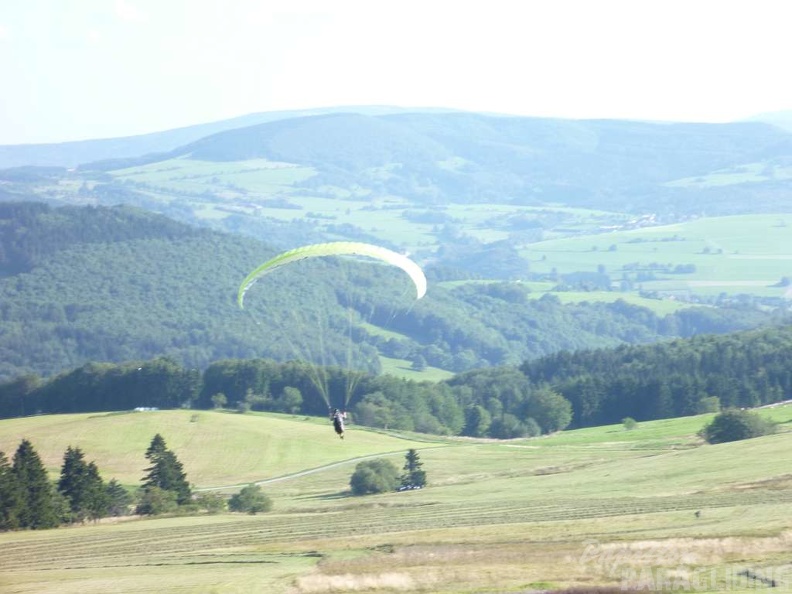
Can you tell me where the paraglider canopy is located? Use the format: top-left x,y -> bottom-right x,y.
237,241 -> 427,308
236,241 -> 428,412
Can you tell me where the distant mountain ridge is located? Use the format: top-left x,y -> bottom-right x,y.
174,112 -> 791,173
59,111 -> 790,213
743,110 -> 792,132
157,111 -> 792,212
0,106 -> 459,169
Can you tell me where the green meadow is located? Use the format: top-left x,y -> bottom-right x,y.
438,279 -> 694,315
377,355 -> 454,382
1,406 -> 791,593
523,214 -> 792,297
666,162 -> 792,188
111,157 -> 316,196
106,157 -> 632,251
100,158 -> 792,301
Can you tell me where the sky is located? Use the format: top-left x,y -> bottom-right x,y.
1,0 -> 790,145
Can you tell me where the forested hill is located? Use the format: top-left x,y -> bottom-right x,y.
130,112 -> 792,214
0,201 -> 201,274
521,324 -> 792,427
0,202 -> 785,382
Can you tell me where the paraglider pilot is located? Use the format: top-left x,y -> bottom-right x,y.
330,408 -> 347,439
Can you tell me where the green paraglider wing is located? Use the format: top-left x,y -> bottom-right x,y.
238,241 -> 427,308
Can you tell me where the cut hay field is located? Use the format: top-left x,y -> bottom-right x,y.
2,407 -> 791,593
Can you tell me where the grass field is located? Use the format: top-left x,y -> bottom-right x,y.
377,355 -> 454,382
105,157 -> 633,254
2,406 -> 792,593
437,280 -> 695,316
666,162 -> 792,188
522,214 -> 792,299
111,157 -> 317,197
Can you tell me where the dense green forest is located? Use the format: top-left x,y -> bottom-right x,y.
521,324 -> 792,426
3,323 -> 792,437
1,202 -> 784,382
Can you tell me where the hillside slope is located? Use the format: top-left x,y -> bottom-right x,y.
1,407 -> 791,593
0,409 -> 440,488
3,111 -> 792,293
0,106 -> 445,169
0,202 -> 782,381
160,112 -> 792,211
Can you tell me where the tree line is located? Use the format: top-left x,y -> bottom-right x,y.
522,323 -> 792,426
0,357 -> 571,438
0,433 -> 191,530
3,322 -> 792,436
0,432 -> 278,532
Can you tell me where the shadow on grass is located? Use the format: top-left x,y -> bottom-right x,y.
299,491 -> 352,501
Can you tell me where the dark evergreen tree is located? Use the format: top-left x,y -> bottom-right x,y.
462,405 -> 491,437
58,446 -> 83,521
401,449 -> 426,488
145,433 -> 167,459
58,446 -> 109,523
12,439 -> 59,529
105,478 -> 133,516
83,462 -> 109,520
0,451 -> 22,531
141,435 -> 191,505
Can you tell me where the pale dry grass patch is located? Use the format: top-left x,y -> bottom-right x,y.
581,529 -> 792,570
293,571 -> 416,593
297,541 -> 591,593
289,521 -> 792,592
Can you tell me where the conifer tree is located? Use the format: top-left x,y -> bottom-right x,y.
83,461 -> 109,520
0,451 -> 22,531
141,434 -> 191,505
12,439 -> 59,529
145,433 -> 167,459
58,446 -> 109,522
58,446 -> 86,520
105,479 -> 133,516
401,449 -> 426,488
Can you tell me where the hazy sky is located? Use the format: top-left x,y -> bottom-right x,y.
1,0 -> 790,145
